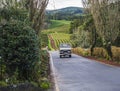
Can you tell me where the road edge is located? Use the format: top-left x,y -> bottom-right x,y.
73,53 -> 119,68
49,51 -> 60,91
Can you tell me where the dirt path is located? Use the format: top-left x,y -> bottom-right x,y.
48,35 -> 57,50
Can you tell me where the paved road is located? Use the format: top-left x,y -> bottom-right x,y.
50,51 -> 120,91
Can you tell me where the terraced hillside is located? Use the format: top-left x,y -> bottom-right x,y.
48,33 -> 73,50
42,20 -> 74,50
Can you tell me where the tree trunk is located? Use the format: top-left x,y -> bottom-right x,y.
104,43 -> 113,60
90,29 -> 96,56
90,43 -> 95,56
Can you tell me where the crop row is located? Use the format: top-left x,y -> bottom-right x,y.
48,33 -> 75,50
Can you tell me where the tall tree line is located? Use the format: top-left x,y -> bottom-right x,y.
81,0 -> 120,60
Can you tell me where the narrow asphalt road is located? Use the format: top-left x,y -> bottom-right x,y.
50,51 -> 120,91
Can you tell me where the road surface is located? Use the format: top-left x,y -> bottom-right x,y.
50,51 -> 120,91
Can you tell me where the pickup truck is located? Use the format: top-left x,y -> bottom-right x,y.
59,43 -> 72,58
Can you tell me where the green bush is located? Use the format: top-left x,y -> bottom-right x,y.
112,46 -> 120,62
0,20 -> 40,80
93,48 -> 108,59
40,82 -> 50,89
0,81 -> 7,86
41,33 -> 48,47
40,50 -> 50,77
40,78 -> 50,89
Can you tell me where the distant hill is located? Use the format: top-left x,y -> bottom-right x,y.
46,7 -> 84,20
46,7 -> 84,15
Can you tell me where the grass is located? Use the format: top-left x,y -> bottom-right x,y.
49,20 -> 70,29
43,20 -> 71,34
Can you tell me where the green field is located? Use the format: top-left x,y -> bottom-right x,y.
51,33 -> 71,48
49,20 -> 71,29
42,20 -> 74,50
48,33 -> 75,50
43,20 -> 71,34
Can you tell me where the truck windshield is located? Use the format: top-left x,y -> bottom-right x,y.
60,44 -> 71,48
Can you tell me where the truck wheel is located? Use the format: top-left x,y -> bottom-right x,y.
60,55 -> 62,58
69,55 -> 71,58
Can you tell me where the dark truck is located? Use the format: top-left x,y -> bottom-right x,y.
59,43 -> 72,58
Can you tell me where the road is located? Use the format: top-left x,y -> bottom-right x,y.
50,51 -> 120,91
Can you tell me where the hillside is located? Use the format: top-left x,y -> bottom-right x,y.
42,20 -> 71,48
46,7 -> 84,20
46,7 -> 83,14
43,20 -> 71,33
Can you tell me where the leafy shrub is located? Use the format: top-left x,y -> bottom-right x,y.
41,33 -> 48,48
0,20 -> 40,80
40,78 -> 50,90
30,81 -> 39,87
72,47 -> 120,62
40,50 -> 50,76
40,82 -> 50,89
72,47 -> 90,56
93,47 -> 109,59
83,49 -> 90,56
0,81 -> 7,86
0,8 -> 28,21
93,47 -> 120,61
112,46 -> 120,62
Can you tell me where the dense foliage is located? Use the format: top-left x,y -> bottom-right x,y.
0,0 -> 50,89
0,20 -> 40,81
41,33 -> 48,48
72,46 -> 120,62
0,8 -> 28,21
82,0 -> 120,59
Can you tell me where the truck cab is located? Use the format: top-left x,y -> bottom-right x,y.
59,43 -> 72,58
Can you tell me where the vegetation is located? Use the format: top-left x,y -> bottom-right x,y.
48,33 -> 72,50
49,20 -> 71,29
72,46 -> 120,63
0,0 -> 50,90
0,0 -> 119,89
82,0 -> 120,60
27,0 -> 49,35
41,33 -> 48,48
65,0 -> 120,62
42,19 -> 76,50
0,20 -> 40,81
44,1 -> 120,63
43,20 -> 71,34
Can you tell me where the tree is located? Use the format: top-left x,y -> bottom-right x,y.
0,0 -> 49,35
27,0 -> 49,35
0,0 -> 26,9
69,19 -> 82,34
82,15 -> 97,55
0,0 -> 28,22
82,0 -> 120,60
0,0 -> 49,82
